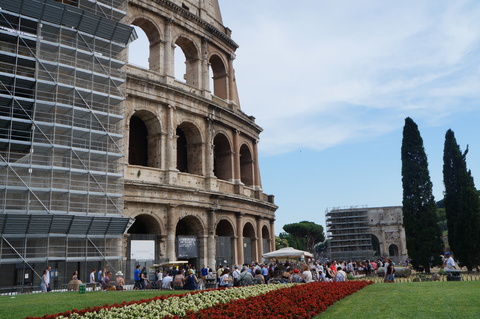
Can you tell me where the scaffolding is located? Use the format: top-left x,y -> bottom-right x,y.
326,207 -> 376,261
0,0 -> 136,291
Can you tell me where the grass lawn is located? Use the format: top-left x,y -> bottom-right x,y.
318,281 -> 480,318
0,290 -> 184,319
2,281 -> 479,319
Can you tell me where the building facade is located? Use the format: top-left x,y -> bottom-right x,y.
326,206 -> 407,264
123,0 -> 277,272
0,0 -> 276,290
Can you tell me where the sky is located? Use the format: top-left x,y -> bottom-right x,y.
129,1 -> 480,235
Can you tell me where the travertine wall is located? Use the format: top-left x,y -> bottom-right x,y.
123,0 -> 277,268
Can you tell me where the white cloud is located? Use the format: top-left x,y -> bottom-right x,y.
224,1 -> 480,155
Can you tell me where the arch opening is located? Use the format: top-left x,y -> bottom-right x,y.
209,54 -> 228,99
127,214 -> 161,262
240,144 -> 253,186
242,222 -> 256,264
129,116 -> 148,166
176,122 -> 203,175
262,225 -> 270,254
389,244 -> 399,257
174,37 -> 199,87
371,234 -> 381,257
213,133 -> 232,181
176,216 -> 203,269
216,219 -> 234,267
129,20 -> 161,71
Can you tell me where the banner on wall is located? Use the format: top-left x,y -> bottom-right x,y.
177,236 -> 198,258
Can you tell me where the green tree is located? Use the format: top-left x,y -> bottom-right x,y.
275,236 -> 289,250
282,221 -> 325,253
442,129 -> 480,270
401,117 -> 444,272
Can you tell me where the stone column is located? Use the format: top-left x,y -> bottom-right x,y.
207,209 -> 216,268
165,104 -> 177,184
252,139 -> 262,191
269,219 -> 276,252
166,205 -> 177,261
256,217 -> 263,262
233,130 -> 242,185
236,213 -> 244,265
227,53 -> 238,105
201,37 -> 212,99
164,18 -> 175,84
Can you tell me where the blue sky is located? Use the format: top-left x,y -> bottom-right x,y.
130,1 -> 480,235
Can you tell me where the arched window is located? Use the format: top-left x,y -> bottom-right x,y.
174,36 -> 200,87
128,111 -> 162,168
129,19 -> 162,72
176,122 -> 203,175
213,133 -> 232,181
129,116 -> 148,166
176,128 -> 188,172
240,144 -> 253,186
389,244 -> 399,257
128,26 -> 149,69
209,54 -> 228,99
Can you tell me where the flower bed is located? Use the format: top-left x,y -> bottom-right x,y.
178,281 -> 372,319
25,281 -> 372,319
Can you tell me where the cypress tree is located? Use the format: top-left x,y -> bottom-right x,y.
443,129 -> 480,270
401,117 -> 444,272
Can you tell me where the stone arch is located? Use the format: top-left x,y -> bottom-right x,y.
389,244 -> 399,257
129,17 -> 163,72
242,221 -> 257,264
176,215 -> 205,268
127,213 -> 163,261
216,218 -> 235,266
213,132 -> 232,181
174,35 -> 201,87
128,110 -> 162,168
261,225 -> 271,254
176,121 -> 204,175
239,143 -> 254,186
209,53 -> 228,99
371,234 -> 381,257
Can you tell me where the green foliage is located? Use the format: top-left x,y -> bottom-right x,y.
442,129 -> 480,271
401,117 -> 444,272
275,236 -> 289,250
282,221 -> 325,253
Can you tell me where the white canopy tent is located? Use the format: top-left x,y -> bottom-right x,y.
262,247 -> 314,260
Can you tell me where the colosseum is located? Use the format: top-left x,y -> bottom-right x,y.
0,0 -> 277,290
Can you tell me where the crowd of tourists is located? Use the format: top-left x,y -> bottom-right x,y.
151,258 -> 397,290
40,257 -> 398,293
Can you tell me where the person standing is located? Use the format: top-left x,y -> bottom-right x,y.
261,264 -> 269,284
45,266 -> 51,292
134,265 -> 142,290
385,259 -> 395,283
40,269 -> 48,293
89,269 -> 97,291
184,270 -> 198,290
232,265 -> 241,286
200,265 -> 209,279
